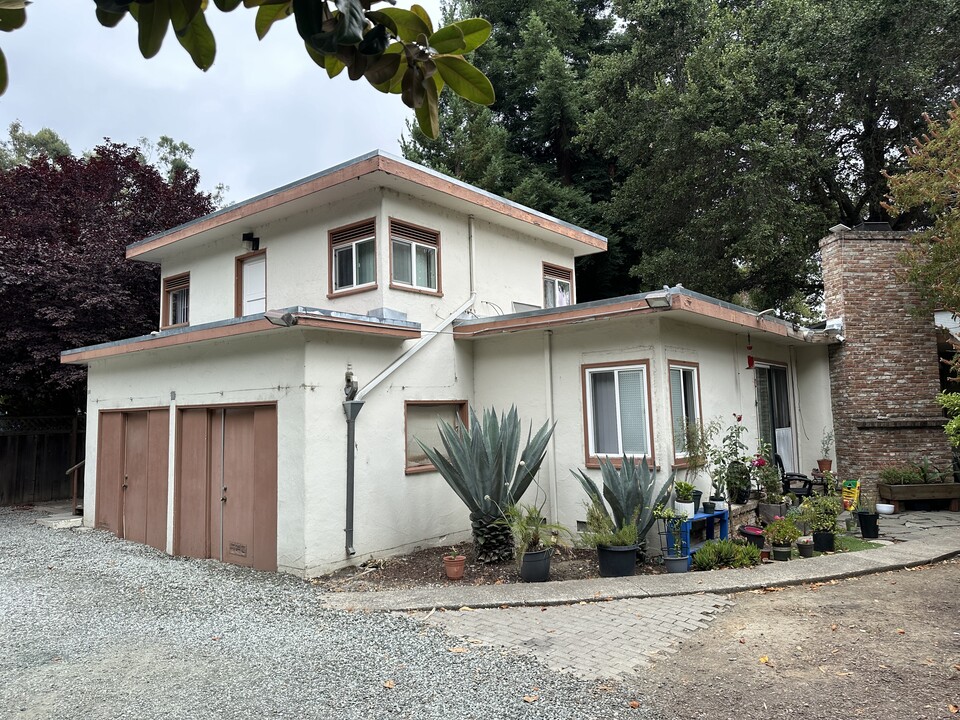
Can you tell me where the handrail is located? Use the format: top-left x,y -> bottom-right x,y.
67,459 -> 85,516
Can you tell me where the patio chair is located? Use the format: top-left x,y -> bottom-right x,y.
775,454 -> 814,497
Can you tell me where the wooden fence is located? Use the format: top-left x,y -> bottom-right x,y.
0,416 -> 84,506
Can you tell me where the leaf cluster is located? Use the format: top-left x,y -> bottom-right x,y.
691,538 -> 759,571
416,405 -> 554,520
572,454 -> 673,552
1,1 -> 495,139
763,516 -> 801,546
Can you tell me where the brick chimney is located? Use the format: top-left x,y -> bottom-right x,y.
820,226 -> 951,495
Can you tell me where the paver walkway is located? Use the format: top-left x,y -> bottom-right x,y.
415,594 -> 732,680
405,510 -> 960,682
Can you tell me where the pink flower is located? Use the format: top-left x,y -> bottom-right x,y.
733,413 -> 743,422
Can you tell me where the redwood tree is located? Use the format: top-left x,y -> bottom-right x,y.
0,142 -> 214,414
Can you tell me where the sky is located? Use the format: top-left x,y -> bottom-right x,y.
0,1 -> 442,203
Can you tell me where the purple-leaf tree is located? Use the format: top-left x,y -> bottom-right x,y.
0,141 -> 214,414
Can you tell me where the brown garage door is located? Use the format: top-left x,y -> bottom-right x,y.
175,405 -> 277,572
95,409 -> 169,552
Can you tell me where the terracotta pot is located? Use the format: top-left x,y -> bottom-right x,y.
817,459 -> 833,473
442,554 -> 466,580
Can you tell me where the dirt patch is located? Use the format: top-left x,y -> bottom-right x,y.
637,558 -> 960,720
309,542 -> 667,592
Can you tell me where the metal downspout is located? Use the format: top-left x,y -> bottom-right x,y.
543,329 -> 559,520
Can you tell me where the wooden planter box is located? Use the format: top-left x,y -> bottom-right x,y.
877,482 -> 960,512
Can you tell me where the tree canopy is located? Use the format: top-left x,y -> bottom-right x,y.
405,0 -> 960,314
0,134 -> 215,415
0,1 -> 495,139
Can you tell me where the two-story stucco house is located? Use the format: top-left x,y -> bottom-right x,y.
62,151 -> 836,577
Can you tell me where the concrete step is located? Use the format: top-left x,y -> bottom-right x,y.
37,513 -> 82,530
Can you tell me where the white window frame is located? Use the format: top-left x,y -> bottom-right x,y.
333,237 -> 376,292
669,362 -> 701,461
162,273 -> 189,328
583,361 -> 652,463
543,263 -> 573,308
391,238 -> 437,291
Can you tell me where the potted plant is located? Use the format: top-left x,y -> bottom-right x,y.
705,415 -> 750,507
796,536 -> 815,558
442,550 -> 467,580
801,494 -> 842,552
681,420 -> 710,512
753,443 -> 788,524
857,488 -> 880,540
818,428 -> 834,472
763,516 -> 801,561
500,501 -> 570,582
654,504 -> 689,573
572,454 -> 674,576
674,480 -> 696,517
726,461 -> 752,504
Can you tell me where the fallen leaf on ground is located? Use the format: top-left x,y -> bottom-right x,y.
739,638 -> 746,644
759,656 -> 769,664
948,704 -> 958,714
448,647 -> 469,653
383,680 -> 395,689
954,664 -> 960,672
836,671 -> 853,676
896,628 -> 906,635
459,606 -> 473,611
629,700 -> 640,709
831,623 -> 838,631
523,695 -> 538,703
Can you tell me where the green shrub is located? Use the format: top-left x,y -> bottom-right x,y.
691,538 -> 760,570
878,466 -> 923,485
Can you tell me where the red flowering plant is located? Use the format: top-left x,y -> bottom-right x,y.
751,441 -> 783,502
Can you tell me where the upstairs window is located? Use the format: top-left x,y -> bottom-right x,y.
583,361 -> 652,463
162,273 -> 189,328
330,219 -> 376,294
391,219 -> 440,293
236,251 -> 266,316
669,362 -> 701,460
543,263 -> 573,308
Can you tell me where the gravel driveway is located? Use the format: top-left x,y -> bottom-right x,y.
0,507 -> 646,720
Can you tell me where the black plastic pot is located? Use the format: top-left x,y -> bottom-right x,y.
858,512 -> 880,539
812,531 -> 835,552
739,524 -> 766,549
797,541 -> 815,558
692,490 -> 703,515
520,547 -> 553,582
664,555 -> 689,573
597,544 -> 638,577
772,544 -> 792,561
702,501 -> 717,514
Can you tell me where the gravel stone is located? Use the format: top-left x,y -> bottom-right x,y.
1,507 -> 649,719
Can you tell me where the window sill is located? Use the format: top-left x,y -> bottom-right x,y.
585,456 -> 657,471
161,322 -> 188,330
390,282 -> 442,297
405,464 -> 439,476
327,284 -> 378,300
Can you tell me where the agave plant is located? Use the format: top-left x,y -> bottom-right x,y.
417,406 -> 555,564
572,455 -> 674,560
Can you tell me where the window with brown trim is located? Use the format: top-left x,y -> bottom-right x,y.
329,218 -> 376,295
405,401 -> 467,473
390,219 -> 440,293
162,273 -> 190,328
543,263 -> 573,308
669,362 -> 701,462
236,250 -> 266,317
582,360 -> 653,466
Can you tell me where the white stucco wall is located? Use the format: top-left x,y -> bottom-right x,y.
82,332 -> 308,572
470,315 -> 833,543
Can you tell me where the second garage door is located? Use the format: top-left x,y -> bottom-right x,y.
175,405 -> 277,572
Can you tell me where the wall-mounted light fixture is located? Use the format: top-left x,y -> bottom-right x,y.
644,291 -> 671,309
242,231 -> 260,252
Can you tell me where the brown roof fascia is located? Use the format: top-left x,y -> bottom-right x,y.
454,298 -> 657,338
128,154 -> 605,260
377,156 -> 605,251
455,292 -> 821,343
62,313 -> 418,365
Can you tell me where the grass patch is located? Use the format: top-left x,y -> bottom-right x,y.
834,534 -> 882,553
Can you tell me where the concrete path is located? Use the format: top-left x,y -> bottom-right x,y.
331,511 -> 960,682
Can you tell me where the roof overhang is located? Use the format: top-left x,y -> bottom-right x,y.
126,151 -> 607,263
61,307 -> 421,365
454,287 -> 835,345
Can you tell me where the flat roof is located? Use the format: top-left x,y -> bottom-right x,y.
127,151 -> 607,262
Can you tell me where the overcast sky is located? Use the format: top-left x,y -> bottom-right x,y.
0,1 -> 442,203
